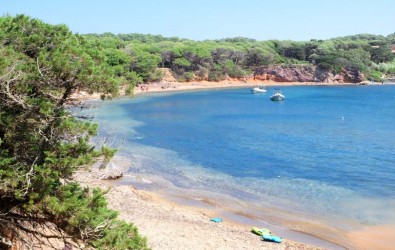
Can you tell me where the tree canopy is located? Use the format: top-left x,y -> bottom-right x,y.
1,13 -> 394,249
83,30 -> 395,83
0,15 -> 148,249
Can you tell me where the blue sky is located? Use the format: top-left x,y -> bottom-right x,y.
1,0 -> 394,41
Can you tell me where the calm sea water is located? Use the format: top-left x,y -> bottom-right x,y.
89,85 -> 395,229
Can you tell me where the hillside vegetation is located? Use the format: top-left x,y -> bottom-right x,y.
0,15 -> 148,249
1,14 -> 394,249
83,31 -> 395,85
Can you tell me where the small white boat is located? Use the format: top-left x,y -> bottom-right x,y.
270,91 -> 285,101
251,86 -> 267,94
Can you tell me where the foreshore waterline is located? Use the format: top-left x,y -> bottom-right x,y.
76,164 -> 395,250
71,79 -> 365,102
117,173 -> 348,249
132,79 -> 357,96
74,81 -> 395,250
74,167 -> 346,250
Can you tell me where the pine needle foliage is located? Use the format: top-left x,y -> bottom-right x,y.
0,15 -> 148,249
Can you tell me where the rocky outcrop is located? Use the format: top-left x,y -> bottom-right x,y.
254,65 -> 316,82
254,65 -> 365,83
339,67 -> 365,83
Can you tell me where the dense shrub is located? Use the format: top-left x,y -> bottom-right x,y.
0,15 -> 148,249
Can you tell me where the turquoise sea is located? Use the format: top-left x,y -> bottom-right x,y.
85,85 -> 395,248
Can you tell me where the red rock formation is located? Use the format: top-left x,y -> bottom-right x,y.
254,65 -> 365,83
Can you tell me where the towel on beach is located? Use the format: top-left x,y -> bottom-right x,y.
210,217 -> 223,223
262,234 -> 282,243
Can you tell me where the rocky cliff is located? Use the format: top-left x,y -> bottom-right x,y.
253,65 -> 365,83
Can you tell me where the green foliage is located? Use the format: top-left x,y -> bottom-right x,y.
368,70 -> 384,82
128,46 -> 162,82
0,15 -> 148,249
245,48 -> 266,67
79,31 -> 395,84
1,14 -> 394,248
173,70 -> 194,82
208,64 -> 227,81
104,48 -> 130,66
223,59 -> 247,78
125,71 -> 144,96
183,71 -> 195,81
374,59 -> 395,74
174,57 -> 192,68
43,183 -> 148,249
195,66 -> 208,80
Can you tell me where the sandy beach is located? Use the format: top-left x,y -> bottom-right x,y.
71,80 -> 395,250
74,169 -> 327,250
71,78 -> 356,102
75,165 -> 395,250
131,79 -> 351,96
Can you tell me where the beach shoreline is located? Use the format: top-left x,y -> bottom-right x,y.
74,157 -> 395,250
71,79 -> 361,102
72,80 -> 395,250
131,79 -> 356,96
74,169 -> 338,250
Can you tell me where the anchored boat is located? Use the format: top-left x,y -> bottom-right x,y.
270,91 -> 285,101
251,86 -> 267,94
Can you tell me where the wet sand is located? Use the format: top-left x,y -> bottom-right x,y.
74,170 -> 332,250
72,80 -> 395,249
347,225 -> 395,250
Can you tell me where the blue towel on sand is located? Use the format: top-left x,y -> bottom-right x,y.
262,234 -> 282,243
210,217 -> 223,223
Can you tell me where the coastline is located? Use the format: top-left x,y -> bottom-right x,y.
72,80 -> 395,250
74,170 -> 330,250
131,79 -> 355,96
71,79 -> 359,102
